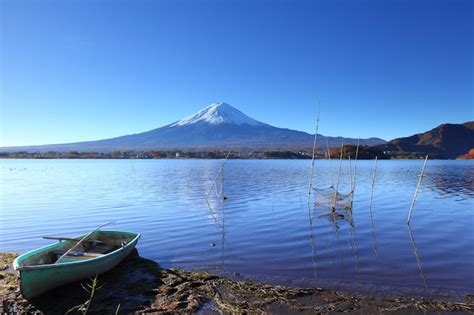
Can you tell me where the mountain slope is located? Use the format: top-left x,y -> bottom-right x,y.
375,121 -> 474,158
0,102 -> 385,152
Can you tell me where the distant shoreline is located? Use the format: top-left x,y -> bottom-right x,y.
1,148 -> 467,160
1,157 -> 464,160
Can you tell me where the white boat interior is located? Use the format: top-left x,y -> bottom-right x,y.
19,231 -> 136,266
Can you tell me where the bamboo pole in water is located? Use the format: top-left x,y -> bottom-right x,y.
349,156 -> 353,193
332,139 -> 344,210
407,155 -> 429,224
326,139 -> 334,187
206,149 -> 232,201
222,166 -> 225,200
308,103 -> 321,196
350,138 -> 360,205
369,156 -> 378,209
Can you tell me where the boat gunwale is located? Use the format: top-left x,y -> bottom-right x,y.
13,230 -> 141,272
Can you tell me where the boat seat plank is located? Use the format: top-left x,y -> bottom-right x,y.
52,250 -> 105,258
87,247 -> 112,254
57,256 -> 94,263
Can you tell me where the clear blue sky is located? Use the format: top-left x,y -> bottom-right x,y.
1,0 -> 472,146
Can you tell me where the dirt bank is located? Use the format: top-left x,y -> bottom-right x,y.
1,252 -> 473,314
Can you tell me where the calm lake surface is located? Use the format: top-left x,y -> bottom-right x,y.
1,159 -> 473,298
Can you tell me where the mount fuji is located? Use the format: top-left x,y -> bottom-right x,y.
1,102 -> 385,152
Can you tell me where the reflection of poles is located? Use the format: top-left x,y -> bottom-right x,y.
308,104 -> 321,197
407,223 -> 428,289
333,216 -> 344,278
348,217 -> 360,277
325,209 -> 352,279
368,157 -> 378,257
307,202 -> 318,279
333,139 -> 344,210
220,187 -> 225,272
407,155 -> 429,223
204,161 -> 227,272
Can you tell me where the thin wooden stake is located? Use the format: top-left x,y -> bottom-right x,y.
332,139 -> 344,210
206,149 -> 232,200
407,155 -> 429,224
326,138 -> 334,187
349,156 -> 353,193
222,165 -> 225,200
308,102 -> 321,196
350,138 -> 360,205
369,156 -> 378,209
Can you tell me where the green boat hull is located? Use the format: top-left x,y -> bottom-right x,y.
13,230 -> 140,299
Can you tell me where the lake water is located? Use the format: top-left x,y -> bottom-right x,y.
1,159 -> 473,298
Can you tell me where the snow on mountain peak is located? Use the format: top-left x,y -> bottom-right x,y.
171,102 -> 264,127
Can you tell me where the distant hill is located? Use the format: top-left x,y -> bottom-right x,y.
457,148 -> 474,160
0,102 -> 385,153
375,121 -> 474,159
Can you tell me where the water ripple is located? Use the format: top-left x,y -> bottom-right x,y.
1,159 -> 473,297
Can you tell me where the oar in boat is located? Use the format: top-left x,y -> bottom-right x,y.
42,236 -> 105,245
55,221 -> 115,264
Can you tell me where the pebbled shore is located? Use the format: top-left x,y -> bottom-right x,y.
1,252 -> 473,314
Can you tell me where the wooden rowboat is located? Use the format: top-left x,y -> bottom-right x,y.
13,230 -> 140,299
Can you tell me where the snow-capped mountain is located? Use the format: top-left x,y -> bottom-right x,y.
170,102 -> 264,127
0,102 -> 385,152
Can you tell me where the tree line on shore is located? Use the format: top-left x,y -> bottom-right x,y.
0,145 -> 448,159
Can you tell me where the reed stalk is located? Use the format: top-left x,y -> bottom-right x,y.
307,103 -> 320,196
350,138 -> 360,205
66,276 -> 101,315
349,156 -> 353,193
206,149 -> 232,201
407,155 -> 428,223
332,139 -> 344,210
326,138 -> 334,187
